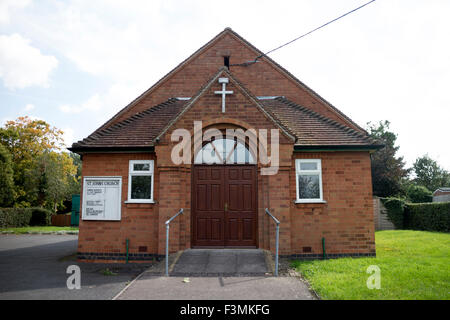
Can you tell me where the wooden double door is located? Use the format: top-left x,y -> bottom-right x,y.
192,165 -> 257,247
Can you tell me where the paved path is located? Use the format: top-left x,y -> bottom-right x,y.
171,249 -> 269,276
0,236 -> 316,300
116,274 -> 316,300
117,249 -> 315,300
0,235 -> 149,300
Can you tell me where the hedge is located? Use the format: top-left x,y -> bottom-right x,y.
406,185 -> 432,203
0,207 -> 54,228
381,198 -> 450,232
381,198 -> 406,229
405,202 -> 450,232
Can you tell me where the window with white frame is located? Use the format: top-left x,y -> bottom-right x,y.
127,160 -> 154,203
295,159 -> 324,203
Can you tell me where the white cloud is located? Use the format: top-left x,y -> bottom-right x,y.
4,0 -> 450,171
59,83 -> 145,122
41,2 -> 167,85
27,115 -> 44,122
24,103 -> 35,111
0,0 -> 31,24
21,0 -> 218,88
0,33 -> 58,89
62,127 -> 75,147
59,94 -> 102,114
1,117 -> 12,126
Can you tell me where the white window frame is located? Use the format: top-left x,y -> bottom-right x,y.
295,159 -> 325,203
126,160 -> 154,203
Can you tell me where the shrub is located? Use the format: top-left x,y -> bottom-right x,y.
405,202 -> 450,232
381,197 -> 406,229
30,208 -> 53,226
0,208 -> 32,228
0,207 -> 54,228
406,185 -> 432,203
0,144 -> 14,207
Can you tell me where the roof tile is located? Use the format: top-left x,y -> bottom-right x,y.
70,95 -> 381,151
70,70 -> 382,152
260,97 -> 380,147
70,98 -> 187,150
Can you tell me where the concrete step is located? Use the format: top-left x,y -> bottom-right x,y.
170,249 -> 272,277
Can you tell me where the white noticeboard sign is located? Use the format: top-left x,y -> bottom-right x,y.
82,177 -> 122,221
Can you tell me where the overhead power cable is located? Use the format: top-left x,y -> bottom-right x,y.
231,0 -> 376,66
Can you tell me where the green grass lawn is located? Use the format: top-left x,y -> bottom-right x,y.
292,230 -> 450,300
0,226 -> 79,234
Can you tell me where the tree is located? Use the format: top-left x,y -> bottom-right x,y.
26,151 -> 78,212
367,120 -> 409,197
413,154 -> 450,192
0,116 -> 64,159
406,184 -> 432,203
43,152 -> 77,212
0,117 -> 76,210
68,152 -> 82,195
0,144 -> 15,207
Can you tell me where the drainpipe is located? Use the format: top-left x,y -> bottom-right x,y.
322,237 -> 326,260
126,238 -> 129,264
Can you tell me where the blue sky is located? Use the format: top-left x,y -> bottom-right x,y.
1,0 -> 449,171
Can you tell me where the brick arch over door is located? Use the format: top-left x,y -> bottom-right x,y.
187,119 -> 274,166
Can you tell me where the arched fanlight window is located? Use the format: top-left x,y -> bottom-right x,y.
194,138 -> 255,164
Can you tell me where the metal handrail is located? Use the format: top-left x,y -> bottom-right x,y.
165,208 -> 183,276
265,208 -> 280,276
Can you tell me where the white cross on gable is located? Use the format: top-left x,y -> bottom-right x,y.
214,77 -> 233,113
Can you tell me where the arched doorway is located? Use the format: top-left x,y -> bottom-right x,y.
192,138 -> 258,247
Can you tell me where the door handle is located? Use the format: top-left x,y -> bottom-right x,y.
224,202 -> 228,212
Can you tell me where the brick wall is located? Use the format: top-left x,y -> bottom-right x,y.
77,31 -> 376,262
78,84 -> 376,261
78,150 -> 376,260
154,73 -> 294,255
289,152 -> 376,257
78,153 -> 159,263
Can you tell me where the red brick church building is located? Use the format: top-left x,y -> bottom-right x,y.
70,28 -> 381,262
